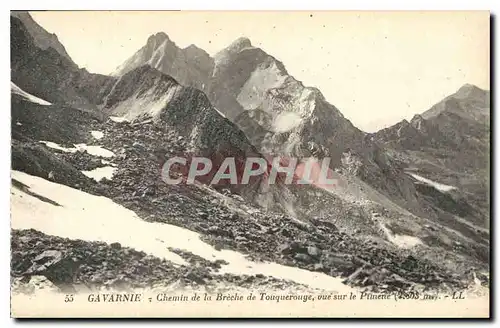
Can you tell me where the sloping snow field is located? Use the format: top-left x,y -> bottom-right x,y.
11,170 -> 353,293
407,173 -> 457,192
11,82 -> 51,106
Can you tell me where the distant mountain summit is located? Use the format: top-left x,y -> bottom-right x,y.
10,13 -> 490,293
375,84 -> 490,228
421,84 -> 490,123
112,33 -> 447,221
376,84 -> 490,152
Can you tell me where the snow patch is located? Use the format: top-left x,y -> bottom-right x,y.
90,131 -> 104,140
74,144 -> 115,158
109,85 -> 179,120
214,107 -> 226,118
237,61 -> 287,110
109,116 -> 129,123
100,159 -> 116,167
407,173 -> 457,192
82,166 -> 116,182
273,112 -> 303,133
396,125 -> 403,137
11,82 -> 51,106
11,171 -> 353,293
11,170 -> 186,265
147,40 -> 168,68
39,141 -> 77,153
39,141 -> 115,158
379,222 -> 422,249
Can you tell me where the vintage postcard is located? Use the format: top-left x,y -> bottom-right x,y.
10,10 -> 490,318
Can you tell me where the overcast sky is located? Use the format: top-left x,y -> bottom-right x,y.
30,11 -> 489,132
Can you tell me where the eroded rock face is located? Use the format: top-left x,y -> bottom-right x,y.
112,33 -> 436,226
101,64 -> 268,199
10,229 -> 323,294
11,275 -> 60,295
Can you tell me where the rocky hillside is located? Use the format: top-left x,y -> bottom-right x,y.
10,12 -> 489,296
11,14 -> 116,110
114,33 -> 435,222
375,84 -> 490,229
11,11 -> 76,66
376,84 -> 489,157
11,92 -> 488,294
207,37 -> 483,236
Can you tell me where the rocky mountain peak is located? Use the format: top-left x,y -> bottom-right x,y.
184,43 -> 208,54
420,83 -> 490,121
214,37 -> 256,65
112,32 -> 213,92
229,37 -> 253,50
455,83 -> 488,100
146,32 -> 169,46
457,83 -> 482,93
183,44 -> 212,65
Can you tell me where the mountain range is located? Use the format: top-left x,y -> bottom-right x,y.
10,12 -> 490,295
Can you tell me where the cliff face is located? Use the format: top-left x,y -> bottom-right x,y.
114,35 -> 365,159
111,33 -> 448,224
104,65 -> 258,155
10,15 -> 116,110
10,13 -> 490,294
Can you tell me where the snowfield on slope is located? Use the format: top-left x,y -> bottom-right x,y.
214,107 -> 226,118
273,112 -> 303,133
11,82 -> 51,106
11,170 -> 354,293
107,86 -> 179,120
39,141 -> 115,158
407,173 -> 457,192
90,131 -> 104,140
81,166 -> 116,182
109,116 -> 129,123
378,221 -> 423,249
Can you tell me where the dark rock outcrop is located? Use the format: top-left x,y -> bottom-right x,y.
11,14 -> 116,110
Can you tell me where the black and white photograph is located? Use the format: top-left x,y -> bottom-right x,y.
9,10 -> 490,318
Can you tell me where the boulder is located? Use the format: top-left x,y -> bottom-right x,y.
307,246 -> 322,258
278,241 -> 304,255
294,253 -> 313,263
110,242 -> 122,250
